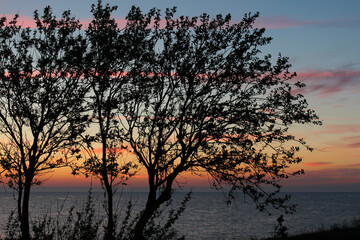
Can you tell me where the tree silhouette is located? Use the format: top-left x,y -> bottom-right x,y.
0,8 -> 87,239
0,2 -> 322,239
119,7 -> 321,240
76,2 -> 137,239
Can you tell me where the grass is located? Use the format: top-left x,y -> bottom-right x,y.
263,217 -> 360,240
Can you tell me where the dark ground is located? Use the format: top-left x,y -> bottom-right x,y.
263,223 -> 360,240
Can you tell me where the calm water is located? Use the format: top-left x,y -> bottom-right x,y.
0,190 -> 359,239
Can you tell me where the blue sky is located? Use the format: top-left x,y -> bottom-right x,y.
1,0 -> 359,191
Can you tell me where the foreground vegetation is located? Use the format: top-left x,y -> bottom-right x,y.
2,189 -> 358,240
264,217 -> 360,240
2,189 -> 191,240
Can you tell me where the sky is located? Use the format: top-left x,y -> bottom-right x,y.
1,0 -> 359,192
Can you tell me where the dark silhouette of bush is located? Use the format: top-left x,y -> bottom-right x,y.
3,189 -> 101,240
2,188 -> 191,240
115,192 -> 191,240
272,215 -> 288,239
263,217 -> 360,240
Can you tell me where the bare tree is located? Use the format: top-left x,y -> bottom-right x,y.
0,8 -> 87,239
118,7 -> 321,240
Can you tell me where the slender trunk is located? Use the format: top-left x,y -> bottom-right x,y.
102,131 -> 115,240
17,187 -> 22,220
17,172 -> 23,221
20,176 -> 32,240
104,183 -> 114,240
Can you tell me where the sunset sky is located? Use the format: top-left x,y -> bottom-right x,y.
1,0 -> 359,192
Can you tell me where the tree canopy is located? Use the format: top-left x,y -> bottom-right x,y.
0,2 -> 321,240
0,7 -> 87,239
117,6 -> 321,239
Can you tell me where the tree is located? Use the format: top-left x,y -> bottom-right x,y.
76,2 -> 137,239
119,7 -> 321,240
0,8 -> 87,239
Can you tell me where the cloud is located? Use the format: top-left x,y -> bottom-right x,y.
254,16 -> 316,29
346,142 -> 360,149
1,14 -> 36,28
295,69 -> 360,97
302,162 -> 332,167
342,135 -> 360,141
347,163 -> 360,167
314,124 -> 360,135
1,14 -> 128,29
297,70 -> 360,79
80,18 -> 128,29
341,136 -> 360,149
285,166 -> 360,187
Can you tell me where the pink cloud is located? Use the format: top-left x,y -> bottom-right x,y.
80,18 -> 128,29
295,69 -> 360,97
347,163 -> 360,167
342,135 -> 360,142
284,167 -> 360,187
297,70 -> 360,79
1,14 -> 37,28
254,16 -> 317,29
1,14 -> 129,29
339,136 -> 360,149
346,142 -> 360,148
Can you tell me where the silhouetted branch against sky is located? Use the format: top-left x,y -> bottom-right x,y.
0,1 -> 360,239
0,7 -> 87,239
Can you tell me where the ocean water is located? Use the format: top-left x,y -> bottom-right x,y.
0,190 -> 359,240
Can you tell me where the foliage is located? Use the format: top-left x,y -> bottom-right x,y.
2,189 -> 102,240
0,1 -> 321,239
72,1 -> 138,239
272,215 -> 288,239
2,188 -> 188,240
56,189 -> 102,240
32,215 -> 55,240
264,217 -> 360,240
116,191 -> 191,240
117,5 -> 321,239
3,211 -> 21,240
0,6 -> 87,239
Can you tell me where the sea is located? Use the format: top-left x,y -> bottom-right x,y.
0,190 -> 359,240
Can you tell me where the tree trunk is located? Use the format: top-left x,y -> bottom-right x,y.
17,183 -> 23,222
133,185 -> 173,240
133,188 -> 157,240
104,183 -> 115,240
20,177 -> 32,240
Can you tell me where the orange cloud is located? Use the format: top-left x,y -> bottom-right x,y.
85,145 -> 131,155
302,162 -> 332,167
312,124 -> 360,135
